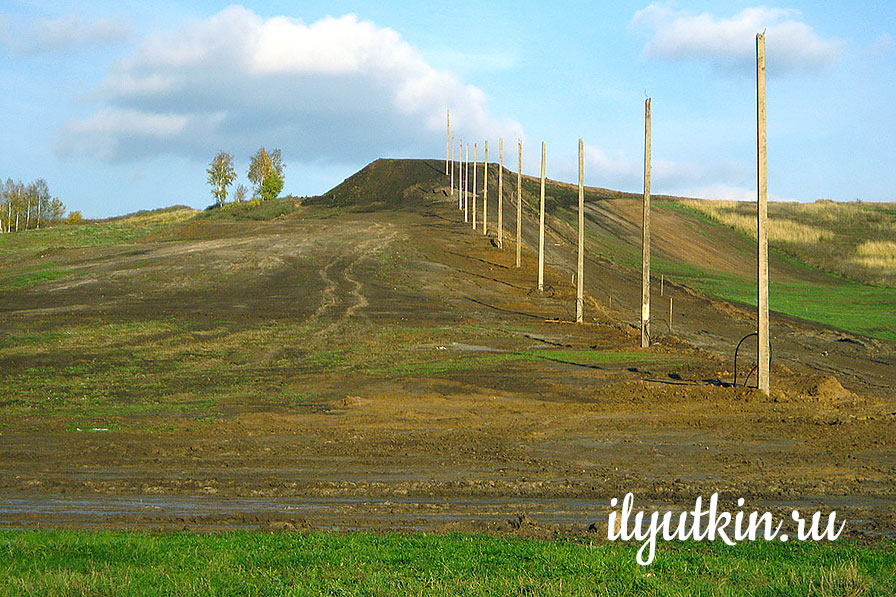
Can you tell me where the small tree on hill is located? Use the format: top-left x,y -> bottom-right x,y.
207,151 -> 237,206
248,147 -> 285,201
32,179 -> 50,229
46,197 -> 66,222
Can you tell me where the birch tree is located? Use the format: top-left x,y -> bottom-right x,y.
207,151 -> 237,206
248,147 -> 285,201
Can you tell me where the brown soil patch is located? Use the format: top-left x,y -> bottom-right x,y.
0,160 -> 893,536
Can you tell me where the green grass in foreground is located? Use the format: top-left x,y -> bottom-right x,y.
557,198 -> 896,344
0,531 -> 893,596
652,201 -> 896,342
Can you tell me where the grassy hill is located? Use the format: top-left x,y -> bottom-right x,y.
502,170 -> 896,342
308,158 -> 895,341
2,160 -> 893,342
678,198 -> 896,287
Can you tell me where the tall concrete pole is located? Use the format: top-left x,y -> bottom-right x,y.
498,138 -> 504,248
538,141 -> 546,292
516,140 -> 522,268
577,138 -> 585,323
464,143 -> 469,223
757,32 -> 770,395
669,296 -> 673,333
446,109 -> 450,176
466,144 -> 470,217
461,141 -> 465,211
450,133 -> 455,199
482,142 -> 489,235
472,143 -> 477,230
458,139 -> 467,212
458,138 -> 463,210
641,98 -> 652,349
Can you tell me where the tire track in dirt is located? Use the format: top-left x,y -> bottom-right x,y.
311,222 -> 398,337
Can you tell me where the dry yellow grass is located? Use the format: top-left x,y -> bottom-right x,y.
677,198 -> 896,286
852,240 -> 896,270
679,200 -> 832,244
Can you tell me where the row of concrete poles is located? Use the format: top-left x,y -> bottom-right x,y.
442,34 -> 770,394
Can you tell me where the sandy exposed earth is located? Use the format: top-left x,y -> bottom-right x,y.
0,160 -> 893,537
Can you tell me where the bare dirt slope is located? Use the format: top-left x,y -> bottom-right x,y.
0,159 -> 893,535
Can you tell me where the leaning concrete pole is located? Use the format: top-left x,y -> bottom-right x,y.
472,143 -> 478,230
641,98 -> 652,349
516,140 -> 522,268
446,109 -> 450,176
757,32 -> 770,395
538,141 -> 546,292
498,138 -> 504,248
482,140 -> 488,235
577,138 -> 585,323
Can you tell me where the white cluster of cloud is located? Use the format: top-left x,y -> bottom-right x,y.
58,6 -> 523,164
681,183 -> 795,203
631,3 -> 844,74
580,147 -> 788,201
3,14 -> 131,54
580,143 -> 703,193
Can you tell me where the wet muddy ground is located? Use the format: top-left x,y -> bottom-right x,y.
1,185 -> 893,537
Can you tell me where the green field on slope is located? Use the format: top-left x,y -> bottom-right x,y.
538,184 -> 896,343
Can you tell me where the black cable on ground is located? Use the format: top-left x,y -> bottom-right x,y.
734,332 -> 772,388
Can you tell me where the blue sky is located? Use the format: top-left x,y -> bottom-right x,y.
1,1 -> 894,217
